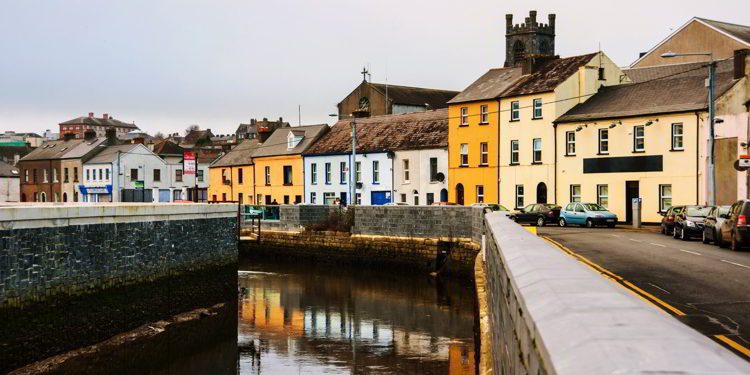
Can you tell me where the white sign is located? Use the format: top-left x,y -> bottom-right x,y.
184,152 -> 196,175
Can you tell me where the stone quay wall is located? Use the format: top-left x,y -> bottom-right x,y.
0,203 -> 239,308
481,213 -> 750,374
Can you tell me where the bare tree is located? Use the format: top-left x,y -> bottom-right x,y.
185,124 -> 200,135
153,131 -> 165,140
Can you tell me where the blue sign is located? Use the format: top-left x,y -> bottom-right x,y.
78,184 -> 113,195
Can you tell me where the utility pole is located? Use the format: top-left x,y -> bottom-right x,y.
662,51 -> 716,205
351,117 -> 357,206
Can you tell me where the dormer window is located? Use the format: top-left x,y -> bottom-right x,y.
287,131 -> 304,149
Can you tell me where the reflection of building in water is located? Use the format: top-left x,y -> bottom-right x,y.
238,270 -> 475,374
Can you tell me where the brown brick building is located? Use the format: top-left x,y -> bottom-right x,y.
337,80 -> 459,119
59,112 -> 139,140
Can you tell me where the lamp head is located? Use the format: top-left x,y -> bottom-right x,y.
661,52 -> 677,58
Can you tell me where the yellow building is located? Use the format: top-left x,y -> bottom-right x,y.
208,139 -> 259,203
554,59 -> 741,223
498,53 -> 623,210
250,125 -> 328,205
447,68 -> 523,205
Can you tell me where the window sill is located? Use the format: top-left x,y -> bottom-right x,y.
459,165 -> 469,168
531,161 -> 542,165
632,150 -> 645,154
597,153 -> 609,156
509,163 -> 520,166
459,124 -> 469,127
532,117 -> 543,121
372,182 -> 380,185
478,122 -> 489,125
478,164 -> 489,167
283,183 -> 293,186
509,119 -> 519,123
564,154 -> 576,157
670,148 -> 684,152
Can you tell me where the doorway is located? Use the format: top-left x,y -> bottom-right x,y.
455,184 -> 464,205
536,182 -> 548,204
625,181 -> 640,224
440,188 -> 448,203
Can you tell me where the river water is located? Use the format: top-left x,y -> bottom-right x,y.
237,258 -> 477,374
12,257 -> 476,374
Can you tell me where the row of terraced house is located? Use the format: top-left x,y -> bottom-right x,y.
210,12 -> 750,224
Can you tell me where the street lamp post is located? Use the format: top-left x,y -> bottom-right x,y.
661,51 -> 716,205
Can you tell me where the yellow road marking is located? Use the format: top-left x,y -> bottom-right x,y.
524,226 -> 537,235
715,335 -> 750,357
541,235 -> 750,358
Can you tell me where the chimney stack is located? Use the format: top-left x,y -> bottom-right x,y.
83,130 -> 97,141
88,112 -> 94,118
63,132 -> 75,141
105,128 -> 117,144
102,113 -> 109,120
734,49 -> 749,80
13,153 -> 20,166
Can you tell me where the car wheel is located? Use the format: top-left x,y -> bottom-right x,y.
702,230 -> 710,244
680,227 -> 688,241
717,232 -> 726,248
661,225 -> 666,235
585,219 -> 593,228
536,217 -> 545,227
731,233 -> 741,251
558,218 -> 567,227
607,223 -> 616,228
673,226 -> 680,239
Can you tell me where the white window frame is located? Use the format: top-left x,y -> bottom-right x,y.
633,125 -> 645,152
311,163 -> 318,184
340,161 -> 347,184
264,166 -> 271,185
598,129 -> 609,154
325,162 -> 331,184
460,107 -> 469,125
480,142 -> 489,165
570,184 -> 581,203
532,98 -> 542,119
511,101 -> 520,121
510,140 -> 519,164
532,138 -> 542,163
372,160 -> 380,183
566,131 -> 576,156
310,192 -> 317,204
479,104 -> 489,124
515,185 -> 524,209
355,161 -> 361,183
671,123 -> 684,151
476,185 -> 485,203
403,159 -> 410,183
659,184 -> 672,213
460,144 -> 469,166
597,184 -> 609,208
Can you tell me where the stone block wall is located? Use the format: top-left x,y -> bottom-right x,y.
0,204 -> 238,308
352,206 -> 485,239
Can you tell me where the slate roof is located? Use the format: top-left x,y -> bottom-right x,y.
698,17 -> 750,44
59,116 -> 138,129
152,140 -> 185,156
251,124 -> 329,158
62,138 -> 107,159
210,139 -> 260,167
20,139 -> 87,161
86,144 -> 141,164
183,129 -> 214,145
0,145 -> 32,164
304,109 -> 448,155
448,67 -> 524,104
556,60 -> 739,123
502,53 -> 598,97
0,160 -> 19,178
624,58 -> 734,82
368,83 -> 459,109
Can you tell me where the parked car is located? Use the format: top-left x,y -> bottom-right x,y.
671,205 -> 712,240
384,202 -> 409,206
702,205 -> 731,244
432,202 -> 459,206
559,203 -> 617,228
660,205 -> 685,235
509,204 -> 561,226
717,199 -> 750,251
471,203 -> 509,212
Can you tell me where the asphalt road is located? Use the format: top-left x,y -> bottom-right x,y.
538,225 -> 750,360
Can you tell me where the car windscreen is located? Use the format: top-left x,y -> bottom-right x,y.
686,206 -> 711,217
719,206 -> 730,216
544,204 -> 561,210
582,203 -> 606,211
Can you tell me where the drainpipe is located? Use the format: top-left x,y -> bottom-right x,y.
497,98 -> 502,203
252,163 -> 256,204
746,102 -> 750,198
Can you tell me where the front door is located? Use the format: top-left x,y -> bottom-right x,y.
536,182 -> 548,204
340,192 -> 347,206
456,184 -> 465,205
625,181 -> 640,224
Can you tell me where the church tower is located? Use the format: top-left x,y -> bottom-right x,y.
504,11 -> 556,67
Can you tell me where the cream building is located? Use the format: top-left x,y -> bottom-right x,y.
497,52 -> 624,210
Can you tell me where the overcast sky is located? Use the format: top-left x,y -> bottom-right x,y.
0,0 -> 747,136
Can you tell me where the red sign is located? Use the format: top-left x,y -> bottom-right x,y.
184,152 -> 196,175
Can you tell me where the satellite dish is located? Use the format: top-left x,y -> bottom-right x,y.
386,151 -> 395,159
356,182 -> 363,189
734,160 -> 750,172
435,172 -> 445,182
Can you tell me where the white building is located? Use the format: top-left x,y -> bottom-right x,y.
393,148 -> 449,205
152,140 -> 209,202
0,161 -> 20,202
303,109 -> 447,206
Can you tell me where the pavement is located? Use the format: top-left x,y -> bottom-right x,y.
536,225 -> 750,361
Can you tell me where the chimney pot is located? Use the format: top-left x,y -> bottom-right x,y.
734,49 -> 748,80
88,112 -> 94,118
102,113 -> 109,120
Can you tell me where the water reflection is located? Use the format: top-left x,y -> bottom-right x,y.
238,259 -> 476,374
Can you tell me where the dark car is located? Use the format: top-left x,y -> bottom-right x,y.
672,205 -> 711,240
718,200 -> 750,251
660,205 -> 685,235
509,204 -> 561,227
702,205 -> 731,244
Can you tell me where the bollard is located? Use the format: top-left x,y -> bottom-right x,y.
632,198 -> 642,229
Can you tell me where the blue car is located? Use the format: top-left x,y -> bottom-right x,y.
559,202 -> 618,228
